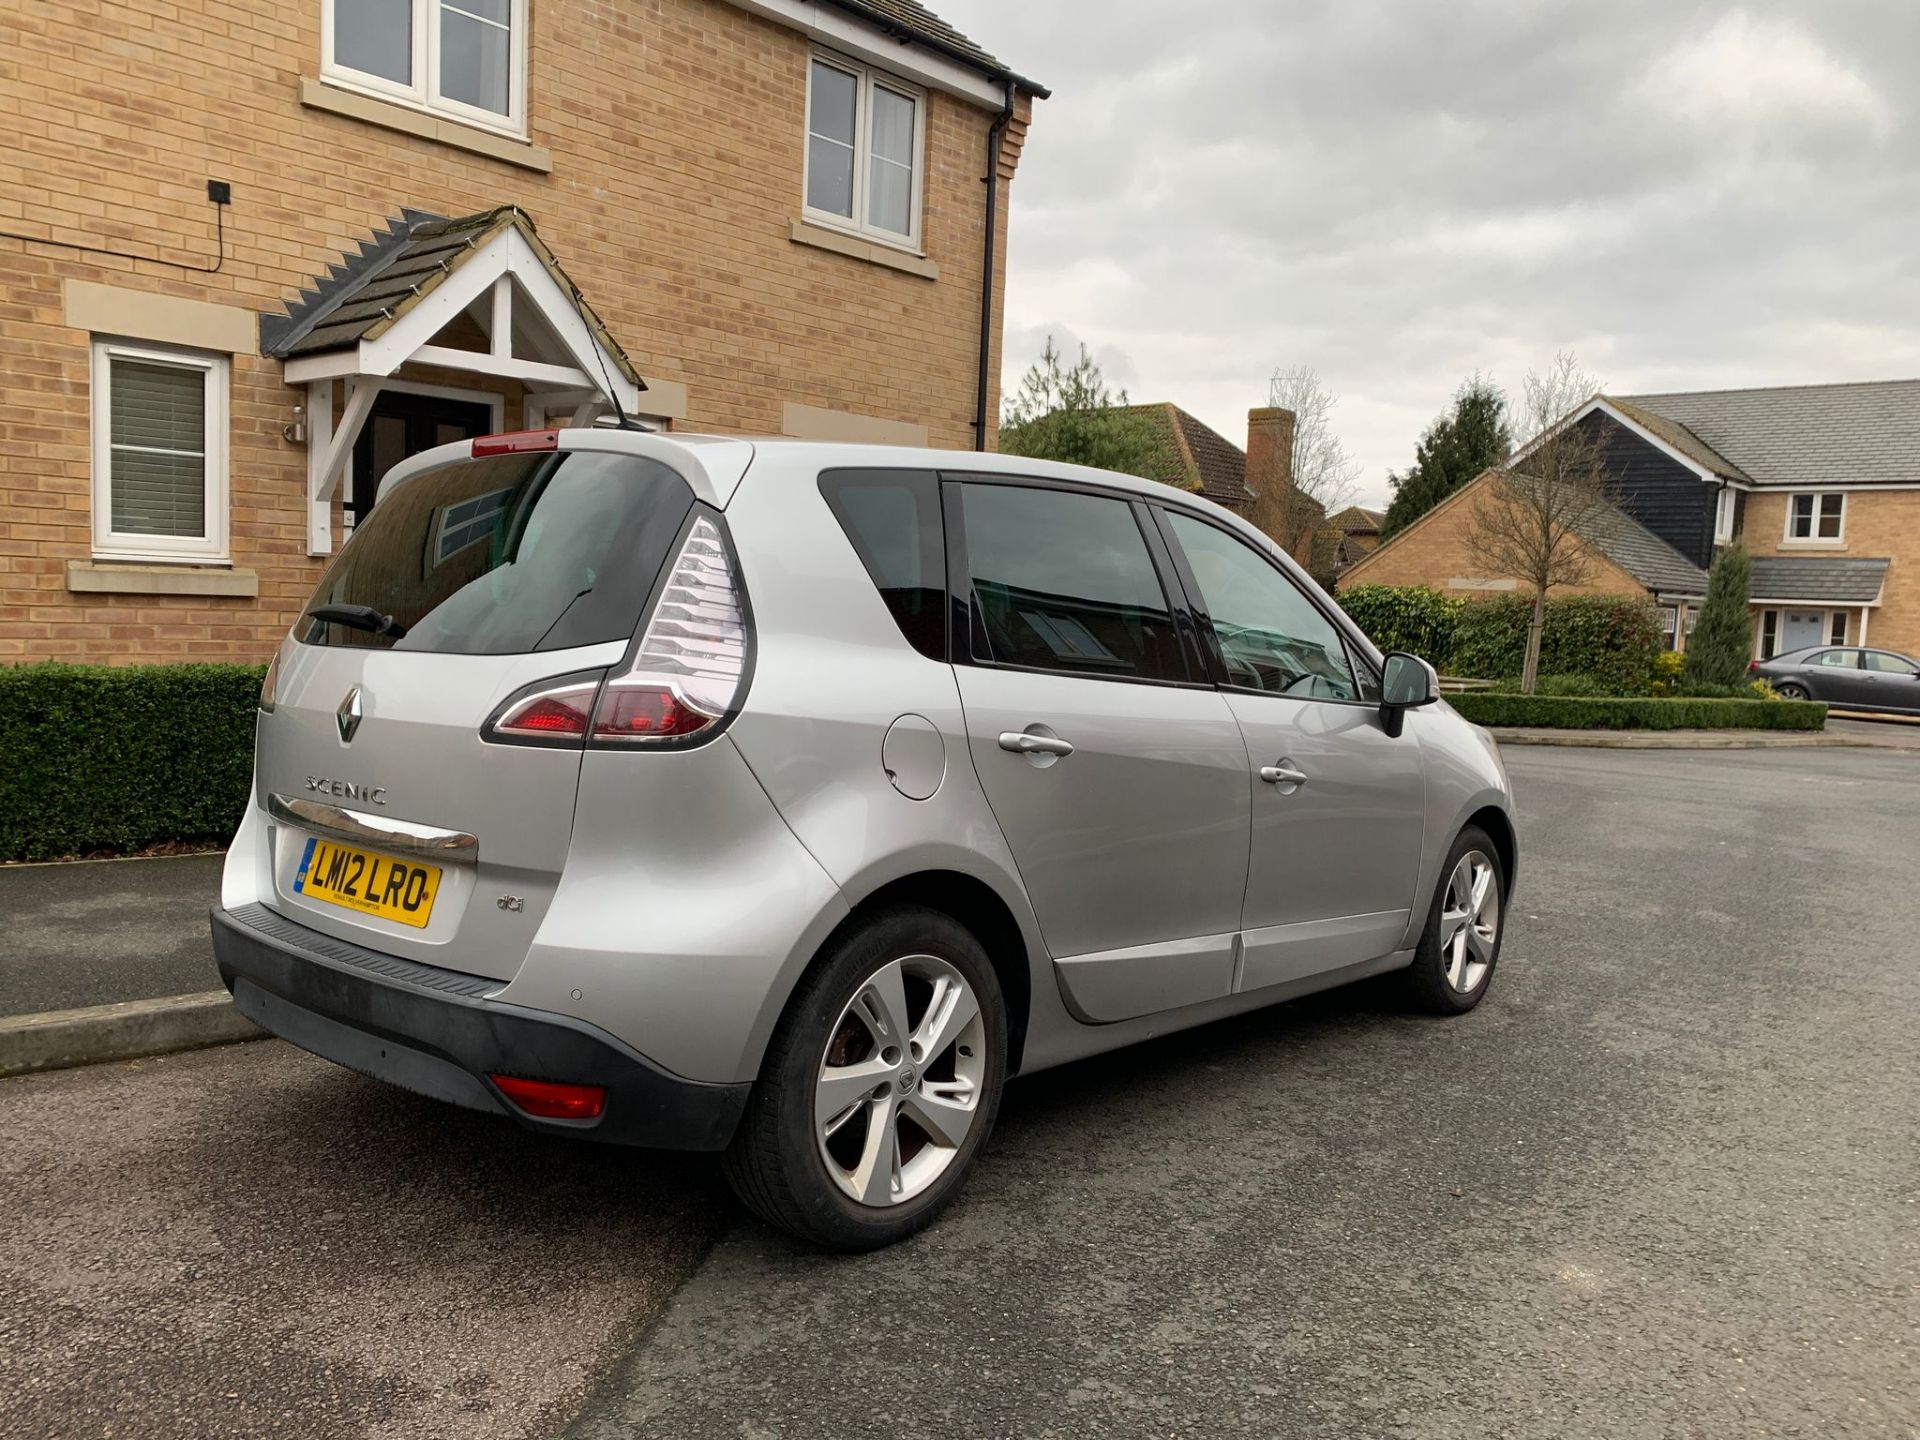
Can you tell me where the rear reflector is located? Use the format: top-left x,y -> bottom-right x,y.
591,685 -> 715,739
472,429 -> 560,456
489,1074 -> 607,1120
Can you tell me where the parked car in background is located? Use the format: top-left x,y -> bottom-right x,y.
1752,646 -> 1920,713
212,430 -> 1517,1251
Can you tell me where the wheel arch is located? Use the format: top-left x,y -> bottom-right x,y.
1465,803 -> 1518,900
825,870 -> 1035,1076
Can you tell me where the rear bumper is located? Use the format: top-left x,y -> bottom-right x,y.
210,903 -> 749,1151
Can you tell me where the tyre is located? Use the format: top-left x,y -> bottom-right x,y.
1397,826 -> 1506,1015
1775,681 -> 1810,701
723,905 -> 1007,1251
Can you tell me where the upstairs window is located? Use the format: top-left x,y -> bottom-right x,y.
324,0 -> 528,135
90,341 -> 229,563
1786,492 -> 1844,542
805,55 -> 925,248
1713,485 -> 1736,543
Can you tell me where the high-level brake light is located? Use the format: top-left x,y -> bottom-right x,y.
472,429 -> 560,457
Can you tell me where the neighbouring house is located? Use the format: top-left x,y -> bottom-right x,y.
1,0 -> 1043,664
1327,505 -> 1385,573
1339,378 -> 1920,659
1117,402 -> 1327,564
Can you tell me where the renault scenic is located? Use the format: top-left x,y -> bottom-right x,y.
212,428 -> 1517,1250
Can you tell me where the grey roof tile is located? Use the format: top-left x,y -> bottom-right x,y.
1749,556 -> 1891,603
1575,505 -> 1709,595
1617,379 -> 1920,488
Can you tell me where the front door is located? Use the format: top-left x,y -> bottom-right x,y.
947,478 -> 1251,1023
1158,509 -> 1427,991
1780,609 -> 1826,653
349,390 -> 495,530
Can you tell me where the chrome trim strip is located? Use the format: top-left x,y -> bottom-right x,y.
267,794 -> 478,864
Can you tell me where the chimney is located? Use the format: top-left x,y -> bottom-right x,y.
1245,406 -> 1295,499
1244,408 -> 1305,560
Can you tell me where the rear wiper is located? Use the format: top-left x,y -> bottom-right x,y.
309,603 -> 408,639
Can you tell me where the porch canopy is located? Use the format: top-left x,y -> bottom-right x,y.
263,207 -> 645,554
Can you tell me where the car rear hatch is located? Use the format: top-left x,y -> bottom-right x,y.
254,438 -> 704,982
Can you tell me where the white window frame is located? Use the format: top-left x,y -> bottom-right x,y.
1783,490 -> 1846,545
1756,608 -> 1778,660
321,0 -> 529,140
803,50 -> 928,252
1829,610 -> 1848,646
1713,485 -> 1736,543
90,339 -> 229,564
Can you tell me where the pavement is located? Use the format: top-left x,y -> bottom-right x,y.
4,746 -> 1917,1439
0,853 -> 225,1014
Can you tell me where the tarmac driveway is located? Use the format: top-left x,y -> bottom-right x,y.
3,745 -> 1915,1439
572,745 -> 1919,1439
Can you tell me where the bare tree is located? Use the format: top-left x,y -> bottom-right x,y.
1254,366 -> 1361,581
1464,353 -> 1619,693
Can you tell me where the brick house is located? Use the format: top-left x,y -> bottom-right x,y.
1,0 -> 1042,663
1327,505 -> 1384,574
1115,402 -> 1326,565
1339,379 -> 1920,659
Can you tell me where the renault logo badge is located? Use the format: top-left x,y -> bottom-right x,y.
337,686 -> 364,743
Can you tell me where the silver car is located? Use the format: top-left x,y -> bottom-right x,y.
214,429 -> 1517,1250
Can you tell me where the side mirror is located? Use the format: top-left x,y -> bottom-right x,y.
1380,652 -> 1439,738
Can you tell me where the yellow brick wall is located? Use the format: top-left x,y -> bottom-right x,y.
1739,489 -> 1920,654
1335,475 -> 1646,601
0,0 -> 1029,662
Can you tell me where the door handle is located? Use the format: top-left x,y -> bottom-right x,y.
999,730 -> 1075,758
1259,763 -> 1309,787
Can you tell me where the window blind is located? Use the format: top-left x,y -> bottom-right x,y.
109,358 -> 207,538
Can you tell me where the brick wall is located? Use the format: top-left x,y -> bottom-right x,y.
1334,474 -> 1646,601
0,0 -> 1030,662
1740,489 -> 1920,654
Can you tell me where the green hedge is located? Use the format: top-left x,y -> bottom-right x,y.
0,663 -> 265,861
1335,585 -> 1463,667
1451,594 -> 1662,690
1449,693 -> 1827,731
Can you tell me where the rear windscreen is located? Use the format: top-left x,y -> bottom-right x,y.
300,451 -> 694,654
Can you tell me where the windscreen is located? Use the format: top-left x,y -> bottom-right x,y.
299,450 -> 695,654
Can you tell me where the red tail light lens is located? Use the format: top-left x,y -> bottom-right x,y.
489,1074 -> 607,1120
489,682 -> 599,740
591,685 -> 715,739
472,429 -> 560,457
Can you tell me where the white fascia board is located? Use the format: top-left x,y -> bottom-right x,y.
722,0 -> 1005,107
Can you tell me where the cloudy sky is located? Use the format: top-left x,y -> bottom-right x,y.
935,0 -> 1920,507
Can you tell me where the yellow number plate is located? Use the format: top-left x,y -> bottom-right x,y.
294,838 -> 441,928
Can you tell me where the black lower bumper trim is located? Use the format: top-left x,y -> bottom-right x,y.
211,904 -> 749,1151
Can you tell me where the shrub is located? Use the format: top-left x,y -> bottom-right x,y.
1685,542 -> 1753,689
1336,585 -> 1463,669
1490,672 -> 1648,698
1449,692 -> 1826,731
0,663 -> 264,861
1450,593 -> 1662,691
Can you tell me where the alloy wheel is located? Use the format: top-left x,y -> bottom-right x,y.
815,955 -> 987,1207
1439,851 -> 1500,993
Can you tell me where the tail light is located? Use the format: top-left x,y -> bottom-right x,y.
478,514 -> 749,749
590,515 -> 749,745
259,648 -> 280,713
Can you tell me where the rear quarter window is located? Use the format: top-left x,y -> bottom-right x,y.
301,450 -> 694,655
819,469 -> 946,661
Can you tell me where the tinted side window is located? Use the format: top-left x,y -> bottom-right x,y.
959,483 -> 1185,682
1866,651 -> 1916,674
1166,511 -> 1362,702
820,469 -> 946,661
1813,650 -> 1858,668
